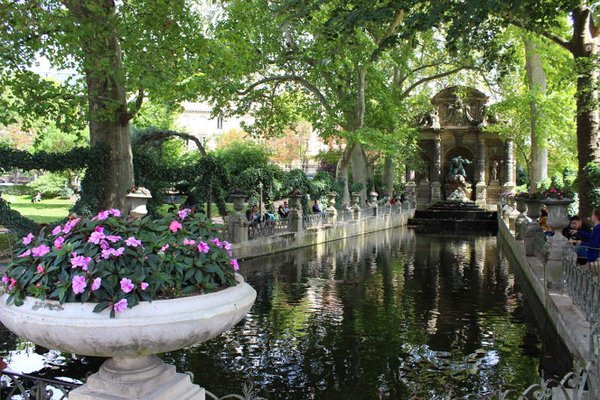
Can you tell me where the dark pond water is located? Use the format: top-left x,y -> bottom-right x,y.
0,228 -> 571,399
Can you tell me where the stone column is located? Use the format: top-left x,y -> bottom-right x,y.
503,140 -> 515,193
288,191 -> 303,234
230,192 -> 248,244
475,136 -> 487,207
430,137 -> 442,202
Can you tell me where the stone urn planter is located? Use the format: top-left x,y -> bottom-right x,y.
543,198 -> 573,237
523,198 -> 544,220
0,274 -> 257,400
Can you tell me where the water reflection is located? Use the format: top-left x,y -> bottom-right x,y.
0,229 -> 569,399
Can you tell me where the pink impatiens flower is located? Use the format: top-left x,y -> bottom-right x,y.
230,258 -> 239,271
53,236 -> 65,250
101,247 -> 124,259
8,278 -> 17,291
36,265 -> 45,274
159,244 -> 170,253
105,235 -> 122,243
22,233 -> 34,245
32,245 -> 50,257
52,225 -> 62,236
91,277 -> 102,291
197,241 -> 210,254
2,275 -> 9,285
125,236 -> 142,247
17,249 -> 31,258
92,210 -> 110,221
120,278 -> 134,293
113,299 -> 128,313
140,282 -> 149,290
178,208 -> 191,220
169,220 -> 182,233
183,238 -> 196,246
210,238 -> 223,248
71,254 -> 92,271
88,230 -> 106,244
72,275 -> 87,294
108,208 -> 121,217
62,218 -> 80,234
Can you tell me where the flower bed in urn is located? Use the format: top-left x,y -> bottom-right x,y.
1,208 -> 239,317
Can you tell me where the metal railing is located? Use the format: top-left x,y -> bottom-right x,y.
564,252 -> 600,324
337,210 -> 354,224
1,370 -> 80,400
302,213 -> 328,229
248,219 -> 290,240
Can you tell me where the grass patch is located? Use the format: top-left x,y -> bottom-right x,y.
3,194 -> 71,225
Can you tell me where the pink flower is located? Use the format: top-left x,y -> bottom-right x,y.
100,240 -> 110,250
230,258 -> 239,271
125,236 -> 142,247
62,218 -> 80,234
72,275 -> 87,294
223,241 -> 232,251
159,244 -> 170,253
22,233 -> 34,245
32,245 -> 50,257
71,255 -> 92,271
88,231 -> 106,244
52,225 -> 62,236
197,241 -> 210,253
140,282 -> 149,290
114,247 -> 125,257
210,238 -> 223,248
53,236 -> 65,250
8,278 -> 17,291
17,249 -> 31,258
108,208 -> 121,217
113,299 -> 128,313
169,220 -> 182,233
2,275 -> 9,284
178,208 -> 191,220
105,235 -> 122,243
101,247 -> 124,259
92,210 -> 110,221
36,265 -> 45,274
120,278 -> 134,293
183,238 -> 196,246
91,277 -> 102,291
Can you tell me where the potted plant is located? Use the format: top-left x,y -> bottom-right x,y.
0,208 -> 256,399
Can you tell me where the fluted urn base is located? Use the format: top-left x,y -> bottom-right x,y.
70,356 -> 204,400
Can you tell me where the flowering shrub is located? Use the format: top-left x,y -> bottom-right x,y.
1,208 -> 238,317
540,187 -> 573,200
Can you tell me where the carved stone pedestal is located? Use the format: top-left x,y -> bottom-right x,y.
70,356 -> 205,400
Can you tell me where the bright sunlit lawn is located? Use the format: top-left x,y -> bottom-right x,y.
4,194 -> 72,225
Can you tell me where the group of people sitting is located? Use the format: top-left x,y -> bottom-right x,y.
562,210 -> 600,264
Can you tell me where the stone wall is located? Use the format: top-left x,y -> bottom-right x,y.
232,208 -> 414,260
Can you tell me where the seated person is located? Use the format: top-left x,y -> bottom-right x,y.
312,199 -> 323,214
539,209 -> 553,236
264,206 -> 276,223
277,204 -> 288,219
571,208 -> 600,263
563,215 -> 591,240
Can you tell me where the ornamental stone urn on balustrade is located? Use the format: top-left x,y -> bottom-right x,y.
542,198 -> 574,289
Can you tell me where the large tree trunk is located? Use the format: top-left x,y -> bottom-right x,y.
383,157 -> 395,196
570,6 -> 600,217
65,0 -> 135,211
336,143 -> 355,204
524,36 -> 548,192
351,143 -> 369,202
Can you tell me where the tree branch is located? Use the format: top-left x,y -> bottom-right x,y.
134,129 -> 207,156
509,19 -> 570,50
238,75 -> 332,112
127,87 -> 144,120
399,66 -> 480,98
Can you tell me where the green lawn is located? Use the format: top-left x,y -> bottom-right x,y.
4,194 -> 72,224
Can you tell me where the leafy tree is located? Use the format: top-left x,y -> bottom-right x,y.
0,1 -> 208,210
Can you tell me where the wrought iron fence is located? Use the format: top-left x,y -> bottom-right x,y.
564,253 -> 600,324
248,219 -> 290,240
302,213 -> 328,229
0,370 -> 80,400
337,210 -> 354,224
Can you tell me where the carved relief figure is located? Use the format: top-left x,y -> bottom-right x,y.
449,155 -> 471,179
490,160 -> 499,182
420,109 -> 441,131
